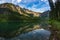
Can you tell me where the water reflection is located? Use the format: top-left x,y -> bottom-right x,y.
18,29 -> 51,40
0,23 -> 51,40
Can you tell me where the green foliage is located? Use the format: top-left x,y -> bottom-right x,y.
49,19 -> 60,30
49,19 -> 60,40
49,0 -> 60,21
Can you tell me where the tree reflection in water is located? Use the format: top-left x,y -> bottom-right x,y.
0,23 -> 51,40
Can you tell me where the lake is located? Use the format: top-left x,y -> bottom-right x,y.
0,22 -> 51,40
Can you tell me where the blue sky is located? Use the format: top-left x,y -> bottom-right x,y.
0,0 -> 52,13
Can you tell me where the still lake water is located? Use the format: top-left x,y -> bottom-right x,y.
0,22 -> 51,40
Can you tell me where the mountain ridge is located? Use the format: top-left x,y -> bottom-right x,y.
0,3 -> 41,17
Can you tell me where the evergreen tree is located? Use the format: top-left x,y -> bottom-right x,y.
48,0 -> 60,20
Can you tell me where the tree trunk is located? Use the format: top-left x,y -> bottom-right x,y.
48,0 -> 55,19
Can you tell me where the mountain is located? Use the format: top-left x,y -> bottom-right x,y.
0,3 -> 23,22
0,3 -> 41,21
0,3 -> 41,37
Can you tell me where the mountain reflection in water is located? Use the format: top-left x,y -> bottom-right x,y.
0,23 -> 51,40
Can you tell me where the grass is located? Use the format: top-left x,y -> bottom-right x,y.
49,20 -> 60,40
49,20 -> 60,31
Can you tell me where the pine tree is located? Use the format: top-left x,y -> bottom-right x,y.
48,0 -> 60,20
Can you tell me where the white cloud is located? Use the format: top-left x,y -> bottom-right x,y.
0,0 -> 50,13
28,7 -> 44,13
52,0 -> 57,3
41,0 -> 47,2
0,0 -> 22,4
26,1 -> 50,13
41,0 -> 49,5
17,0 -> 21,3
12,0 -> 15,3
0,0 -> 6,4
27,4 -> 50,13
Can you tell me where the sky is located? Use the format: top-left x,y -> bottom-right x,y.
0,0 -> 53,13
